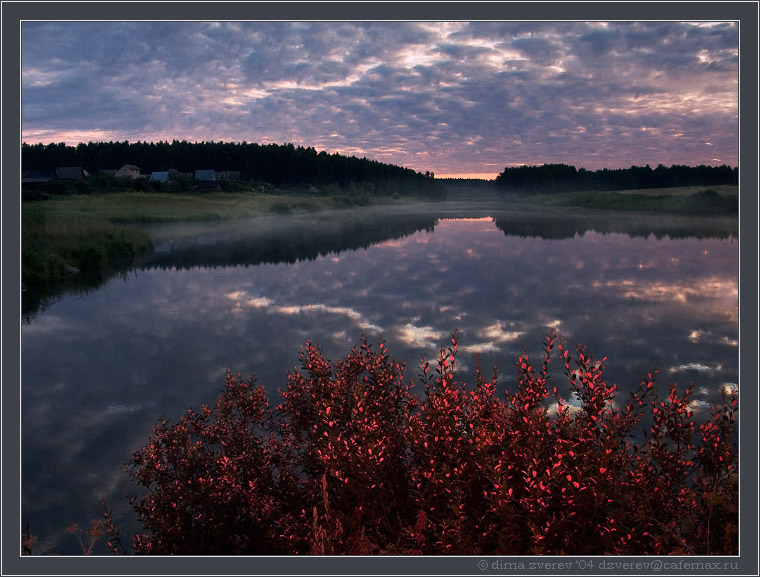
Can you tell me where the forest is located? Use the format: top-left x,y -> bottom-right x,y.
495,163 -> 738,193
21,140 -> 439,197
22,141 -> 738,198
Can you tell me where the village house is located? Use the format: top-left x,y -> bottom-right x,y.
149,171 -> 170,182
194,169 -> 220,191
149,170 -> 181,182
114,164 -> 141,179
55,167 -> 89,180
194,169 -> 215,181
21,170 -> 55,188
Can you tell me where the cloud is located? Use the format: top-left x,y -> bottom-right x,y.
396,323 -> 445,349
229,292 -> 384,333
591,277 -> 738,305
21,21 -> 738,175
668,362 -> 721,374
481,322 -> 526,344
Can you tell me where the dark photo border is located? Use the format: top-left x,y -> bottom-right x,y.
3,2 -> 757,576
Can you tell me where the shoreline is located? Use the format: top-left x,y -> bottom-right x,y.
21,185 -> 738,297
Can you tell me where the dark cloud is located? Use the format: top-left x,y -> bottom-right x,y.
21,21 -> 738,175
510,36 -> 564,65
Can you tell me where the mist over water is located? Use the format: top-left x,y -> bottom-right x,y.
21,203 -> 738,554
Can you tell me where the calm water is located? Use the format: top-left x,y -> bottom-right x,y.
21,203 -> 739,554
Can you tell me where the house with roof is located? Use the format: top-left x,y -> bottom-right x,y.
22,170 -> 55,188
194,169 -> 220,191
194,169 -> 216,181
55,167 -> 89,180
149,171 -> 169,182
149,170 -> 176,183
114,164 -> 141,179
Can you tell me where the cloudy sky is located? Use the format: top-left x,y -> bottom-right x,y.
21,20 -> 738,178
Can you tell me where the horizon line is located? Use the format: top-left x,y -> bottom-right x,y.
20,139 -> 740,176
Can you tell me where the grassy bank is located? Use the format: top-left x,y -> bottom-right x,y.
22,203 -> 154,292
501,185 -> 739,215
21,190 -> 417,292
23,189 -> 416,222
21,184 -> 738,293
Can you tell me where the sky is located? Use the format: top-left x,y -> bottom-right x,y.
21,20 -> 739,179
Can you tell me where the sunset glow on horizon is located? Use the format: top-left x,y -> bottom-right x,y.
21,20 -> 739,177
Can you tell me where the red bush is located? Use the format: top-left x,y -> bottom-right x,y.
127,331 -> 737,555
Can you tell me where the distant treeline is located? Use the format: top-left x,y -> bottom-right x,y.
21,140 -> 440,197
437,178 -> 497,188
495,163 -> 738,193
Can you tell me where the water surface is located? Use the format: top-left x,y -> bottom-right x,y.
21,203 -> 738,554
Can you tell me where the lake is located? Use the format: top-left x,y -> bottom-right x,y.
20,202 -> 739,554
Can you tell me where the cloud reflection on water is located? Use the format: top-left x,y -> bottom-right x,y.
396,322 -> 445,349
21,211 -> 738,554
238,293 -> 385,333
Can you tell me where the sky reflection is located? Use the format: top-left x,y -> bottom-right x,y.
21,214 -> 738,553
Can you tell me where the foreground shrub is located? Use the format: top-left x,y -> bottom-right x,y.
128,332 -> 737,555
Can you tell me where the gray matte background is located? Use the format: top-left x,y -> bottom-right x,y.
3,2 -> 757,576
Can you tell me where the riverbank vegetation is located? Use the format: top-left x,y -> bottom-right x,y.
502,185 -> 739,216
116,332 -> 737,555
22,201 -> 153,292
20,182 -> 738,309
20,188 -> 421,294
20,141 -> 738,301
21,140 -> 442,294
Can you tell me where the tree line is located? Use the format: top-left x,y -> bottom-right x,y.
495,163 -> 738,193
21,140 -> 440,197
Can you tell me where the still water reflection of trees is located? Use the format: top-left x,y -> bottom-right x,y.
20,204 -> 739,555
140,207 -> 737,272
22,205 -> 738,323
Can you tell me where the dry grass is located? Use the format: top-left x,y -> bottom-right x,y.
23,190 -> 416,224
609,184 -> 738,197
502,185 -> 738,215
24,192 -> 322,223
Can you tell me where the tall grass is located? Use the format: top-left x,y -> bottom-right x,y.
22,202 -> 152,291
503,186 -> 738,215
21,189 -> 416,294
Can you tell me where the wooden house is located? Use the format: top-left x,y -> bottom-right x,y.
150,170 -> 182,182
55,167 -> 88,180
194,169 -> 216,181
22,170 -> 55,188
149,171 -> 170,182
114,164 -> 141,179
